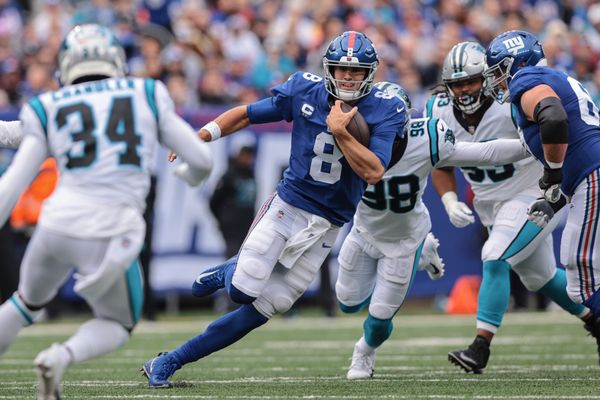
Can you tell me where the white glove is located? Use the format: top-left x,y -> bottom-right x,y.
441,191 -> 475,228
174,162 -> 208,187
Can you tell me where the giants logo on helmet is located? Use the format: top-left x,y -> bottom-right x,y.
502,36 -> 525,55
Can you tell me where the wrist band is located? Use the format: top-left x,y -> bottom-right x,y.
202,121 -> 221,141
545,160 -> 563,169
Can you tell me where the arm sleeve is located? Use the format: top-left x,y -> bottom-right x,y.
247,97 -> 286,124
154,81 -> 213,182
0,121 -> 23,148
0,135 -> 48,227
437,139 -> 529,168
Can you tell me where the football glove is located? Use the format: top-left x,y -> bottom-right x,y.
441,191 -> 475,228
173,162 -> 208,187
527,192 -> 567,228
539,167 -> 562,203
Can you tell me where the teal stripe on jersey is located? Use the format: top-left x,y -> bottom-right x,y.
126,260 -> 144,324
28,96 -> 48,136
500,220 -> 543,260
427,117 -> 439,166
10,295 -> 33,325
510,104 -> 519,129
144,79 -> 159,122
425,96 -> 436,118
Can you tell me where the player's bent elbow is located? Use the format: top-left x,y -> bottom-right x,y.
364,167 -> 384,185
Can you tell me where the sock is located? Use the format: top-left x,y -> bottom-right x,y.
356,336 -> 376,355
584,290 -> 600,316
476,260 -> 511,327
63,319 -> 129,363
0,294 -> 42,356
363,314 -> 393,348
172,304 -> 268,365
538,269 -> 586,316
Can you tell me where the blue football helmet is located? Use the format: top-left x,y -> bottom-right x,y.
374,81 -> 411,136
58,24 -> 128,85
323,31 -> 379,102
483,30 -> 546,104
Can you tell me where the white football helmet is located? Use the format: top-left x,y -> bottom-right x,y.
58,24 -> 127,86
441,41 -> 487,114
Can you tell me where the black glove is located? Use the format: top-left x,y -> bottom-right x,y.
527,193 -> 567,228
539,167 -> 562,203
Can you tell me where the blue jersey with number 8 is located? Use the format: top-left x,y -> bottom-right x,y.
249,71 -> 405,226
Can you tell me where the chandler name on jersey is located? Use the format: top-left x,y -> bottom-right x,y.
425,93 -> 541,225
20,77 -> 168,237
249,71 -> 406,226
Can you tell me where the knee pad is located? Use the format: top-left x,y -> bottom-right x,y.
253,282 -> 298,319
368,301 -> 397,321
363,314 -> 393,348
232,255 -> 274,298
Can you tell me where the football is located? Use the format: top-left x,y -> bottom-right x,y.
340,102 -> 370,147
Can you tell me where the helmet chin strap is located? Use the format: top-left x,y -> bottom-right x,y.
336,88 -> 358,102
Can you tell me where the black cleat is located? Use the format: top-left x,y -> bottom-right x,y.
584,314 -> 600,365
448,336 -> 490,374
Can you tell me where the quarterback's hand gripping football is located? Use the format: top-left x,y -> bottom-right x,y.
326,100 -> 357,136
441,191 -> 475,228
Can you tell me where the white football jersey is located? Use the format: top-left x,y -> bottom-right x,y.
19,78 -> 169,238
425,93 -> 541,225
354,117 -> 456,257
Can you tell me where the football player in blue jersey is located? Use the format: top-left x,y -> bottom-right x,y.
484,30 -> 600,362
142,31 -> 407,388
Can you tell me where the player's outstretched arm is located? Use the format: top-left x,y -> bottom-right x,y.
437,139 -> 529,168
431,167 -> 474,228
198,105 -> 251,142
0,121 -> 23,148
327,100 -> 384,184
0,135 -> 47,226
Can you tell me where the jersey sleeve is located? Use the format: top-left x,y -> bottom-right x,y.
437,138 -> 529,168
426,118 -> 455,167
20,99 -> 49,146
0,120 -> 23,148
269,72 -> 305,122
509,67 -> 547,104
153,80 -> 213,181
365,94 -> 407,168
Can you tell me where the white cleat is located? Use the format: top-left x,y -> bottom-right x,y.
346,343 -> 375,380
420,233 -> 445,280
34,343 -> 70,400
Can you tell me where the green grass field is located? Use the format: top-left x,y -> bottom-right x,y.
1,310 -> 600,399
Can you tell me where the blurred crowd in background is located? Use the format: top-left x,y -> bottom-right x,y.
1,0 -> 600,115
